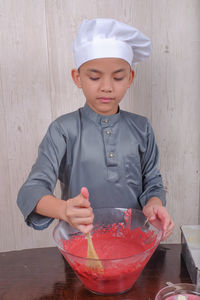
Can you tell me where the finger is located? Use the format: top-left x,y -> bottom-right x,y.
163,216 -> 175,232
67,206 -> 93,218
162,229 -> 173,240
73,216 -> 94,225
78,224 -> 93,234
143,206 -> 155,220
81,187 -> 89,199
162,220 -> 175,240
70,196 -> 91,208
165,220 -> 175,235
167,219 -> 175,231
163,218 -> 171,232
153,207 -> 171,231
148,214 -> 157,221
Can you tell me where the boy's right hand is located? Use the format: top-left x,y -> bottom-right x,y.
62,187 -> 94,234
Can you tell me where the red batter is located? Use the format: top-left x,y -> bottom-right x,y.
60,223 -> 159,295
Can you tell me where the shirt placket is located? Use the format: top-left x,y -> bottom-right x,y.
100,117 -> 119,182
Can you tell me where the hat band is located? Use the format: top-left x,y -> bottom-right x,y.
74,39 -> 133,68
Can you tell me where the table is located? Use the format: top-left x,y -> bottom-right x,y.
0,244 -> 191,300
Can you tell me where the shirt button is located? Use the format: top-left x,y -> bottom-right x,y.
109,152 -> 114,158
103,119 -> 109,123
106,130 -> 111,135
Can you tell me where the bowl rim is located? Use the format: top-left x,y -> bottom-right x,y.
155,282 -> 200,298
53,207 -> 163,261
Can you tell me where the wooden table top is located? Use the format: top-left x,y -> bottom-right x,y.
0,244 -> 191,300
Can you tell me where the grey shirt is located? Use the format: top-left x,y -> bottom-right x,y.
17,103 -> 166,230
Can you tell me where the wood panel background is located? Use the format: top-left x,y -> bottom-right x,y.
0,0 -> 199,251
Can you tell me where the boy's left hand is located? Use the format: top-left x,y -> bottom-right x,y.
143,200 -> 174,241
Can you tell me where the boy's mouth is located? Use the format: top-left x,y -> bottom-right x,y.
97,97 -> 114,103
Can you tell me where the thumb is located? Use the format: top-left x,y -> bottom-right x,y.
80,187 -> 89,199
144,205 -> 156,221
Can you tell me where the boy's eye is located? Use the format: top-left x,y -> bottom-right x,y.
89,77 -> 100,81
114,77 -> 124,81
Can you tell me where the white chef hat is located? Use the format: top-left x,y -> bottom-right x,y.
73,18 -> 152,69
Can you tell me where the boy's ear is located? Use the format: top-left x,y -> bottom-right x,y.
71,69 -> 82,88
128,69 -> 135,87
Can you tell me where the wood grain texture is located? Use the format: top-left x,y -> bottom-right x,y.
0,0 -> 199,251
151,0 -> 200,242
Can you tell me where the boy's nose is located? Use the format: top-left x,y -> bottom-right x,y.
101,87 -> 112,93
100,80 -> 113,93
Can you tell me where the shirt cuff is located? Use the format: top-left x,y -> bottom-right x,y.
139,189 -> 166,207
17,185 -> 54,230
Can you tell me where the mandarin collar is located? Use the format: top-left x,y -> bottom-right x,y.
81,103 -> 121,126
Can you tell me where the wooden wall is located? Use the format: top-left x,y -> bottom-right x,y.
0,0 -> 199,251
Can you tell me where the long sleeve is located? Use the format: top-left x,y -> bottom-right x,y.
139,120 -> 166,207
17,120 -> 68,230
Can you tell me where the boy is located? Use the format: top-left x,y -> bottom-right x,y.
17,18 -> 174,240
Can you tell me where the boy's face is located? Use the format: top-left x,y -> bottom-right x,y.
71,58 -> 134,115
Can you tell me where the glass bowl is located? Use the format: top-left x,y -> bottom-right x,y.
155,283 -> 200,299
53,208 -> 163,295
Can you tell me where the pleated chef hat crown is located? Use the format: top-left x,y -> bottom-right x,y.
73,18 -> 152,69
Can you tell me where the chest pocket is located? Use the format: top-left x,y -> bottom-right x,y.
124,154 -> 142,187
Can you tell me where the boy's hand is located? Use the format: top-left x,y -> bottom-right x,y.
63,187 -> 94,234
143,198 -> 174,240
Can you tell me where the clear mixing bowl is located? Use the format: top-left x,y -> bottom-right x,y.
155,283 -> 200,299
53,208 -> 163,295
